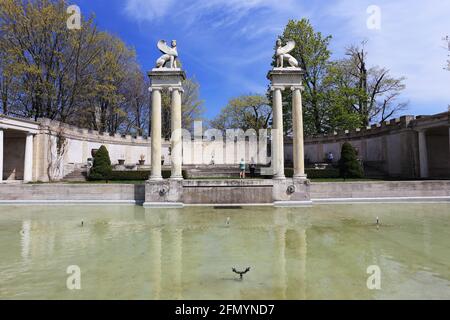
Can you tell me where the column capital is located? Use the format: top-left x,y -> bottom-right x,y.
169,87 -> 184,93
148,86 -> 164,92
290,85 -> 305,92
270,86 -> 285,92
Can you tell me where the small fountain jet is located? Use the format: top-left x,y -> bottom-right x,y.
232,267 -> 251,281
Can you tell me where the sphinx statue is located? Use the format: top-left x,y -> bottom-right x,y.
275,39 -> 299,68
155,40 -> 179,69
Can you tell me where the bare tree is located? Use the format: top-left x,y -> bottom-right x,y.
444,36 -> 450,71
340,42 -> 408,125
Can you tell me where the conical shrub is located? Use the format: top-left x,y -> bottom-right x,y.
339,142 -> 364,179
89,145 -> 112,181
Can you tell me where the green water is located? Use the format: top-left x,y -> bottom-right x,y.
0,203 -> 450,300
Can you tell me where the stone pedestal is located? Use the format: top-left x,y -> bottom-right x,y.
144,179 -> 184,208
273,178 -> 311,206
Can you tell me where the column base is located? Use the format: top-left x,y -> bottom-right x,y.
293,174 -> 308,180
149,176 -> 163,181
274,200 -> 313,207
273,175 -> 286,180
143,202 -> 184,209
170,176 -> 184,181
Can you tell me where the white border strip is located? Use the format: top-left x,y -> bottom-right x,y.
0,200 -> 141,205
0,196 -> 449,207
312,196 -> 450,204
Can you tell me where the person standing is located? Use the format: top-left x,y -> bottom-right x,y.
249,157 -> 256,178
327,152 -> 334,164
239,158 -> 246,179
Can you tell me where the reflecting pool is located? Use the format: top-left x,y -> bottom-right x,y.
0,203 -> 450,299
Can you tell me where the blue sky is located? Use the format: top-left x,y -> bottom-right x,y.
74,0 -> 450,120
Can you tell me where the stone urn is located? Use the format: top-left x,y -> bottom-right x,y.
91,149 -> 99,157
118,159 -> 125,165
138,160 -> 145,165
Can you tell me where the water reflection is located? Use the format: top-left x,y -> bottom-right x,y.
0,203 -> 449,299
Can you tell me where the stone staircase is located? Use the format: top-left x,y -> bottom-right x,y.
183,165 -> 261,179
63,164 -> 89,182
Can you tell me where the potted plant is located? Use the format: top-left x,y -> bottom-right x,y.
139,154 -> 145,165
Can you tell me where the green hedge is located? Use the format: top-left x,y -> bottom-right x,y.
105,170 -> 187,181
284,168 -> 340,179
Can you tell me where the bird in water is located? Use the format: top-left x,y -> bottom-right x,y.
232,267 -> 251,281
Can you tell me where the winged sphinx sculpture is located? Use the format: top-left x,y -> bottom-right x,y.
275,39 -> 299,68
156,40 -> 179,69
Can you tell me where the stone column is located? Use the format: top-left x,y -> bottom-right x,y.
272,86 -> 285,179
0,129 -> 3,182
0,128 -> 4,183
170,87 -> 183,180
23,132 -> 34,182
291,86 -> 306,179
150,88 -> 163,180
418,130 -> 429,178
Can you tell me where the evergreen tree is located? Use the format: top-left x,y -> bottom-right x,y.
89,145 -> 112,181
339,142 -> 364,179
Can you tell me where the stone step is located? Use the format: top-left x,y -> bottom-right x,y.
63,170 -> 88,182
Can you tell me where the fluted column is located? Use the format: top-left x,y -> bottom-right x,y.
0,128 -> 3,182
272,86 -> 285,179
418,130 -> 428,178
150,88 -> 163,180
170,87 -> 183,180
23,133 -> 34,182
292,86 -> 306,179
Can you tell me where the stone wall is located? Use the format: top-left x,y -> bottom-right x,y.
0,181 -> 448,205
2,111 -> 448,181
295,116 -> 421,178
182,179 -> 274,204
309,181 -> 450,200
0,184 -> 145,203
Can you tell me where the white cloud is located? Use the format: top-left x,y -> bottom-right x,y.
326,0 -> 450,113
124,0 -> 175,21
124,0 -> 450,115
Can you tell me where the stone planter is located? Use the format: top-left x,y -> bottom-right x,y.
138,160 -> 145,165
91,149 -> 99,157
118,159 -> 125,165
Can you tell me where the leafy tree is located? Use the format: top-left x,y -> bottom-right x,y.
160,77 -> 205,139
89,145 -> 112,181
339,142 -> 364,179
0,0 -> 144,135
210,94 -> 271,132
273,19 -> 333,135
